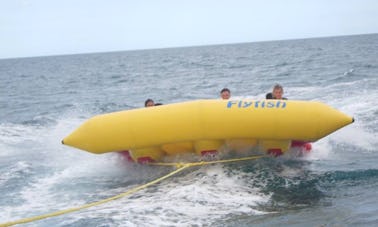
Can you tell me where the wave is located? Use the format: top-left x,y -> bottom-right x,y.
321,169 -> 378,184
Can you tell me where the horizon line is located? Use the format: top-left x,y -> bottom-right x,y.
1,32 -> 377,61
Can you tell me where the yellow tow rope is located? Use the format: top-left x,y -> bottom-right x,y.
0,154 -> 266,227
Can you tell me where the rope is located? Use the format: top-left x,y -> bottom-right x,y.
0,154 -> 266,227
149,154 -> 267,168
0,165 -> 190,227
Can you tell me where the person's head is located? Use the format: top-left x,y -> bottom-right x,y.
144,99 -> 155,107
272,84 -> 284,99
220,88 -> 231,100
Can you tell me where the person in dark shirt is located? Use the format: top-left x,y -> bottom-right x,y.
266,84 -> 287,100
144,99 -> 155,107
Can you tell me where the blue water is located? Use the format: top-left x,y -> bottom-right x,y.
1,34 -> 377,226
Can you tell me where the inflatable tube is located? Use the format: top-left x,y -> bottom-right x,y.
62,99 -> 353,160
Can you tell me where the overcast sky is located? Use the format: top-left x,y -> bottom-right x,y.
1,0 -> 377,59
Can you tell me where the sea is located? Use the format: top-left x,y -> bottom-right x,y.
0,33 -> 377,226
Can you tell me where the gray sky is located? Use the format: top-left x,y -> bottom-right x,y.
1,0 -> 378,59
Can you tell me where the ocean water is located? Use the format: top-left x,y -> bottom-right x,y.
1,33 -> 377,226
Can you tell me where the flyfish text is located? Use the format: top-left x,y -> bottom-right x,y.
227,100 -> 287,109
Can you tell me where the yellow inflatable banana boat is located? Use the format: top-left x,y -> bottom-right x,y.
62,99 -> 353,162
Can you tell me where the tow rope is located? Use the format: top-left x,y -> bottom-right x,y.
0,155 -> 266,227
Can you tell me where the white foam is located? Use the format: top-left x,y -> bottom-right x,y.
330,124 -> 376,151
0,161 -> 32,186
0,114 -> 136,221
0,123 -> 39,145
58,165 -> 272,226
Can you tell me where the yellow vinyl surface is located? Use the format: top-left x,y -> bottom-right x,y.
62,99 -> 353,155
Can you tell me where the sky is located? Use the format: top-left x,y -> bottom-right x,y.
1,0 -> 378,59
